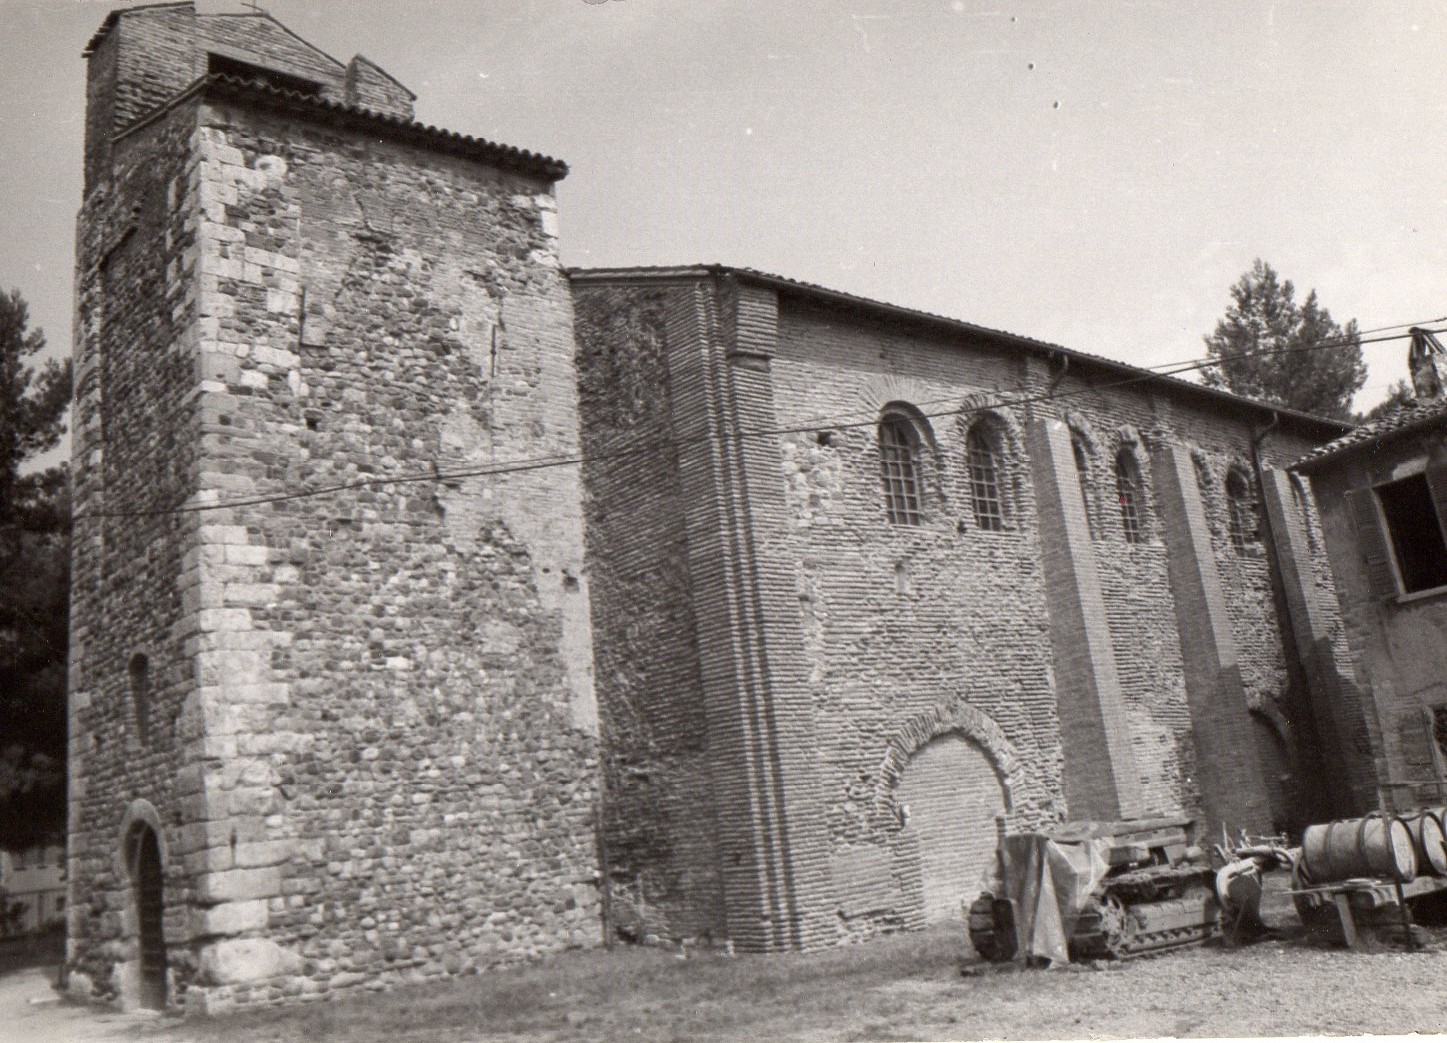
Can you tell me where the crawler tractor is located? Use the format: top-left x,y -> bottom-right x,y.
967,817 -> 1221,963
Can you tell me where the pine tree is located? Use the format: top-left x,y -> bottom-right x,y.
0,289 -> 72,850
1202,260 -> 1367,421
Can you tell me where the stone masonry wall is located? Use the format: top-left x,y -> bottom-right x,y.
71,85 -> 599,1013
1306,432 -> 1447,811
84,4 -> 365,195
69,96 -> 208,1009
178,98 -> 598,1012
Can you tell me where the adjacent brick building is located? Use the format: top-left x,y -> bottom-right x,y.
1292,331 -> 1447,810
70,1 -> 1382,1015
70,3 -> 597,1013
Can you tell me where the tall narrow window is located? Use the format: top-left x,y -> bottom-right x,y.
1070,434 -> 1096,538
1116,449 -> 1144,544
1226,468 -> 1260,553
966,422 -> 1006,531
879,415 -> 924,526
128,653 -> 151,744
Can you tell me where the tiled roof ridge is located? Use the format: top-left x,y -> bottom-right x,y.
1293,395 -> 1447,472
569,264 -> 1354,435
115,72 -> 568,181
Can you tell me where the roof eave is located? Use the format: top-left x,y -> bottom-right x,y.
1293,412 -> 1446,474
570,264 -> 1353,438
115,74 -> 567,181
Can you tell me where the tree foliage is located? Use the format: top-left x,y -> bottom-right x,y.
0,288 -> 71,850
1202,259 -> 1367,421
1359,379 -> 1416,423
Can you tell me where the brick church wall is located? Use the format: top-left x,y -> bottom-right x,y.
574,272 -> 1347,945
573,282 -> 726,943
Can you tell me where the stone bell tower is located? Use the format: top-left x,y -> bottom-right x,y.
69,2 -> 598,1012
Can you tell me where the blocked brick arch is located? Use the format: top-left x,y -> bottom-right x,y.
1247,699 -> 1300,833
876,701 -> 1032,923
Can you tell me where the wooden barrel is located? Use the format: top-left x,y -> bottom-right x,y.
1405,809 -> 1447,876
1301,815 -> 1417,884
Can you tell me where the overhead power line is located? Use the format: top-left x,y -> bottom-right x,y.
72,320 -> 1443,522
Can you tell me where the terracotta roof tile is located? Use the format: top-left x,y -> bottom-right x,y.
118,73 -> 567,181
1292,396 -> 1447,472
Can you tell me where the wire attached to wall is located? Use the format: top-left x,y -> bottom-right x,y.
71,320 -> 1445,522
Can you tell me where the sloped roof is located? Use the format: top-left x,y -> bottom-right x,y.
1293,395 -> 1447,473
83,1 -> 191,56
570,264 -> 1354,438
117,73 -> 567,181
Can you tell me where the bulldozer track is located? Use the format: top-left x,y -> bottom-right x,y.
969,886 -> 1220,963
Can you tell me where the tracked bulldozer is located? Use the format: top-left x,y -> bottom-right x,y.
966,816 -> 1221,964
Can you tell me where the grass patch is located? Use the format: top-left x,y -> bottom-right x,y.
162,927 -> 970,1043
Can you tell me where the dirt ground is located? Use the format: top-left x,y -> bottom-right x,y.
7,897 -> 1447,1042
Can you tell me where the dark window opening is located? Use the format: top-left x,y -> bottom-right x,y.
1116,449 -> 1144,544
1376,473 -> 1447,595
208,53 -> 323,95
1226,468 -> 1260,553
967,423 -> 1006,532
128,653 -> 150,745
879,415 -> 924,526
1433,706 -> 1447,762
127,824 -> 168,1010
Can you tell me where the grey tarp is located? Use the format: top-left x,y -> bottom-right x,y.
983,833 -> 1112,966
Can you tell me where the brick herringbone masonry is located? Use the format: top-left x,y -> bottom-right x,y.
71,2 -> 1369,1016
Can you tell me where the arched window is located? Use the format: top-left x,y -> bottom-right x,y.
966,420 -> 1006,531
1115,448 -> 1144,544
1070,433 -> 1096,538
128,653 -> 150,744
1226,467 -> 1260,553
878,413 -> 924,525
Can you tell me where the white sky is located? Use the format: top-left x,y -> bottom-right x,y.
2,0 -> 1445,430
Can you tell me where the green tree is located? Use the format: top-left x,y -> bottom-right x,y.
1202,259 -> 1367,421
0,288 -> 72,850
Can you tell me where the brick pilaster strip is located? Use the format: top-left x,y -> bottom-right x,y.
663,279 -> 836,951
1027,417 -> 1144,820
1151,444 -> 1272,835
1259,468 -> 1383,814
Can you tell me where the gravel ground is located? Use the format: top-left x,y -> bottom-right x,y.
5,883 -> 1447,1042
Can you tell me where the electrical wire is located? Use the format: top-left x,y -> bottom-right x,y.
71,320 -> 1444,522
